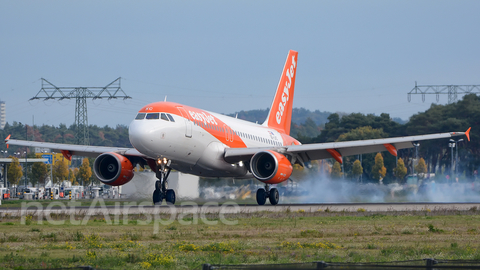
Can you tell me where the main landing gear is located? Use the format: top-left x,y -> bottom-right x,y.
256,184 -> 279,205
153,158 -> 176,205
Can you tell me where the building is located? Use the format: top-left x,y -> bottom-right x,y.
0,100 -> 5,129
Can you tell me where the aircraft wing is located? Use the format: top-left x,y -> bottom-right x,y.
224,129 -> 471,164
4,138 -> 144,158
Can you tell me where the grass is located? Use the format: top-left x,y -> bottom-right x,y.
0,199 -> 137,208
0,198 -> 261,209
0,209 -> 480,269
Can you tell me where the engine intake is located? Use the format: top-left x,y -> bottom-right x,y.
93,152 -> 134,186
250,150 -> 292,184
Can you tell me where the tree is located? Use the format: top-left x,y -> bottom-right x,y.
415,158 -> 427,179
331,161 -> 343,179
73,168 -> 79,185
68,168 -> 77,184
336,126 -> 388,181
336,126 -> 387,142
393,158 -> 408,183
77,158 -> 92,185
7,156 -> 23,187
371,153 -> 387,182
352,160 -> 363,181
31,162 -> 48,186
53,159 -> 69,184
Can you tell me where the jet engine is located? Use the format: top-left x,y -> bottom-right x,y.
93,152 -> 134,186
250,150 -> 292,184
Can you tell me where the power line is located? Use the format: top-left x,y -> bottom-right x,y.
29,78 -> 131,145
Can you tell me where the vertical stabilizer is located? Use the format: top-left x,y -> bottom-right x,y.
262,50 -> 298,135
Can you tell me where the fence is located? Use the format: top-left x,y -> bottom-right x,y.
201,259 -> 480,269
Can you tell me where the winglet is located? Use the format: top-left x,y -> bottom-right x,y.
5,135 -> 10,149
465,127 -> 471,141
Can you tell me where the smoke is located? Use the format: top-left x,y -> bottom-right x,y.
122,170 -> 480,203
292,175 -> 480,203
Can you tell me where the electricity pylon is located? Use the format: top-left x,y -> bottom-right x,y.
408,82 -> 480,104
30,78 -> 131,145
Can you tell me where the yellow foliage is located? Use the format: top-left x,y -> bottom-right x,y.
280,241 -> 341,249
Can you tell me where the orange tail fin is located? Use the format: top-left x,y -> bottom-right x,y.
263,50 -> 298,135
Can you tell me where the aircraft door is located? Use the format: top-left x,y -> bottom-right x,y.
176,107 -> 193,138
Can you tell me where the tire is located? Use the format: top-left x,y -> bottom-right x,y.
166,189 -> 176,205
153,189 -> 162,205
269,188 -> 279,205
256,188 -> 267,205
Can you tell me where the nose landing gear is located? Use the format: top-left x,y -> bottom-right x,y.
153,158 -> 176,205
256,184 -> 279,205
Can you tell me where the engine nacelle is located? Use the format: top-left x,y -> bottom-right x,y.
93,152 -> 134,186
250,150 -> 293,184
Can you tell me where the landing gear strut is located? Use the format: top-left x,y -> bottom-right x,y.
256,184 -> 279,205
153,158 -> 176,205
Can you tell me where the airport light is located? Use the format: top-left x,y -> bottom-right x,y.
448,141 -> 455,182
412,143 -> 420,177
24,151 -> 27,187
450,138 -> 464,178
51,152 -> 55,186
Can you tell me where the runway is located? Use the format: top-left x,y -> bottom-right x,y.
2,201 -> 480,217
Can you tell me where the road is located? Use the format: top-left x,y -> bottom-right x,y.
1,201 -> 479,217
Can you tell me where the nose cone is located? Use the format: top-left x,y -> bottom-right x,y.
129,118 -> 159,157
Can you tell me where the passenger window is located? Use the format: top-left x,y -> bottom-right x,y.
167,114 -> 175,122
135,113 -> 146,120
146,113 -> 159,120
161,113 -> 169,121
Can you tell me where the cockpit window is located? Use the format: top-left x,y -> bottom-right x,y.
167,114 -> 175,122
146,113 -> 160,120
161,113 -> 169,121
135,113 -> 146,120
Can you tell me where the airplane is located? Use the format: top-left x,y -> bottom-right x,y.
5,50 -> 471,205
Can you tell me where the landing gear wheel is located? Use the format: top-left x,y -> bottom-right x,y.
153,189 -> 162,205
256,188 -> 267,205
269,188 -> 279,205
166,189 -> 176,205
162,181 -> 168,191
152,159 -> 174,205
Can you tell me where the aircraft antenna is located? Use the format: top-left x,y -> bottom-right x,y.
408,82 -> 480,104
30,77 -> 131,145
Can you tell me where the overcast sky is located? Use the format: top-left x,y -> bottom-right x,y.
1,1 -> 479,127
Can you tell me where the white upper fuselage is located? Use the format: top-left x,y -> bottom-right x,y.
128,101 -> 300,178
